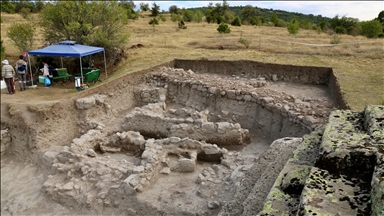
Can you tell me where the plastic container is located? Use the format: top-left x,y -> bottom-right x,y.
39,76 -> 45,84
1,80 -> 6,89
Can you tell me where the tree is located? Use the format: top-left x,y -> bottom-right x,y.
183,9 -> 194,22
0,40 -> 5,61
205,0 -> 234,24
375,10 -> 384,37
271,13 -> 279,26
7,22 -> 36,52
39,1 -> 129,54
241,5 -> 260,25
151,3 -> 160,17
319,21 -> 326,31
149,18 -> 159,32
119,0 -> 137,19
376,10 -> 384,23
119,0 -> 135,11
34,0 -> 45,12
330,15 -> 358,35
140,3 -> 149,12
169,5 -> 179,14
287,18 -> 299,34
0,0 -> 16,13
361,20 -> 382,38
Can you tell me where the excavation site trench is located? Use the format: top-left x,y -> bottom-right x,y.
3,59 -> 372,216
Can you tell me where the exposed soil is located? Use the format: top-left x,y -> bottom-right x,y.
1,63 -> 337,215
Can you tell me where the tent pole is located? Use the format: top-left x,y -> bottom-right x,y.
61,57 -> 63,68
27,54 -> 33,85
80,57 -> 83,86
103,50 -> 107,78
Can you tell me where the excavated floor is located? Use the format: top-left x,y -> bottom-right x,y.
1,64 -> 340,216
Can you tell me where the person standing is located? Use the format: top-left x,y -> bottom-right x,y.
42,61 -> 52,86
1,60 -> 15,94
15,55 -> 27,91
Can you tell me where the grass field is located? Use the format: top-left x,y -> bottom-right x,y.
1,12 -> 383,111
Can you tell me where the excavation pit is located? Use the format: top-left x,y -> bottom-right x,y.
3,60 -> 381,216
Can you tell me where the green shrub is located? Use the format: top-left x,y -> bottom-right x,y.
149,18 -> 159,25
20,8 -> 31,19
171,13 -> 182,22
231,17 -> 241,26
178,20 -> 187,29
287,18 -> 299,35
276,19 -> 287,27
335,26 -> 346,34
7,22 -> 36,52
316,26 -> 322,34
0,40 -> 5,61
330,34 -> 341,44
238,37 -> 251,48
159,14 -> 166,22
217,23 -> 231,33
361,20 -> 383,38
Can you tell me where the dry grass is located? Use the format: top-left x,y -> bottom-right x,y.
1,12 -> 383,111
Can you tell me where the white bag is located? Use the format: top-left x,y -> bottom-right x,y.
1,80 -> 6,89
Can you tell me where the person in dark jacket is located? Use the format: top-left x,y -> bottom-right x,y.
15,55 -> 27,91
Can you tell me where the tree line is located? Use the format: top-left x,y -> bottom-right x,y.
1,0 -> 383,62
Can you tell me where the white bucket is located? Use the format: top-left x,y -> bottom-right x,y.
1,80 -> 6,89
75,77 -> 81,87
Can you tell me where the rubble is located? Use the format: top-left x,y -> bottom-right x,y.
1,60 -> 381,216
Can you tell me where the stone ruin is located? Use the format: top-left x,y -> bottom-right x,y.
1,60 -> 383,216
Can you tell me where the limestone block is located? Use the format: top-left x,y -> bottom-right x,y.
207,200 -> 220,209
201,122 -> 216,134
160,167 -> 171,174
178,158 -> 195,172
202,145 -> 220,155
302,116 -> 318,126
76,97 -> 96,110
244,94 -> 252,101
124,174 -> 140,188
227,90 -> 236,99
61,182 -> 74,191
42,151 -> 59,167
261,97 -> 274,104
141,150 -> 152,159
87,149 -> 97,157
133,166 -> 145,174
93,94 -> 108,104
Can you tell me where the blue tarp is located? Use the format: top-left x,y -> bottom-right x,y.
28,41 -> 104,57
27,41 -> 107,85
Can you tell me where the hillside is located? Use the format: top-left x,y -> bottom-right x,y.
187,5 -> 332,25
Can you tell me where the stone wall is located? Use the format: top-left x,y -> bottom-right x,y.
254,105 -> 384,216
121,101 -> 251,146
145,67 -> 328,140
174,59 -> 348,109
174,59 -> 331,84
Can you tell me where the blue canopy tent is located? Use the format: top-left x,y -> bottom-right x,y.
27,40 -> 107,86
